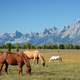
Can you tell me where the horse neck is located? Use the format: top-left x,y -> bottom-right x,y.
22,53 -> 30,63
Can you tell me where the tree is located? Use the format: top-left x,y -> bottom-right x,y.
23,43 -> 32,49
16,43 -> 20,52
6,43 -> 12,52
59,44 -> 65,49
75,45 -> 80,49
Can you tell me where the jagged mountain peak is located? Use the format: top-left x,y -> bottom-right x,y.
61,20 -> 80,38
10,30 -> 23,38
0,20 -> 80,45
76,19 -> 80,24
43,27 -> 58,35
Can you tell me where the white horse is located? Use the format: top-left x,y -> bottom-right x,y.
49,56 -> 62,62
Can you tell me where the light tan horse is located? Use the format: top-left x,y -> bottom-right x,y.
23,50 -> 45,67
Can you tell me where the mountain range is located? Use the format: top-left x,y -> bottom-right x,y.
0,20 -> 80,45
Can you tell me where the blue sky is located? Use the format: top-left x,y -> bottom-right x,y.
0,0 -> 80,33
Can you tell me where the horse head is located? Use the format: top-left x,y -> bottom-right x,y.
22,53 -> 31,75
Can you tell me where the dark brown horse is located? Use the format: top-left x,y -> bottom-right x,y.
0,52 -> 31,80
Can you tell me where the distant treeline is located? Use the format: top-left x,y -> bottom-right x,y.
0,43 -> 80,52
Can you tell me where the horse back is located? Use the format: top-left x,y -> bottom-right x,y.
0,54 -> 6,63
5,54 -> 18,65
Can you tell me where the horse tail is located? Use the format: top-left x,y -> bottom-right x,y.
39,54 -> 45,67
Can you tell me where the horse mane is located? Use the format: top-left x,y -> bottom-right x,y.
24,50 -> 31,54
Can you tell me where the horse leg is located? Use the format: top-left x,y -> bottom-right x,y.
37,58 -> 39,64
25,61 -> 31,80
5,63 -> 8,74
18,64 -> 23,80
0,64 -> 4,75
60,57 -> 62,62
33,57 -> 36,64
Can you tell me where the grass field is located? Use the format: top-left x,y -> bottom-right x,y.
0,49 -> 80,80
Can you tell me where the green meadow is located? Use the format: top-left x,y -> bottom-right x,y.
0,49 -> 80,80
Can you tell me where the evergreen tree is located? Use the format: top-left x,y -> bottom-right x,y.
16,43 -> 20,52
6,43 -> 12,52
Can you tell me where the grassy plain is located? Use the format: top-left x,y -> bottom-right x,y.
0,49 -> 80,80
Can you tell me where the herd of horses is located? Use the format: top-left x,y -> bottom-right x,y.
0,50 -> 62,80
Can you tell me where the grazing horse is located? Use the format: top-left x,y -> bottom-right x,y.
0,52 -> 31,80
49,56 -> 62,62
24,50 -> 45,67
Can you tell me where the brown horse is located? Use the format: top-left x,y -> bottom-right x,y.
0,52 -> 31,80
24,50 -> 45,67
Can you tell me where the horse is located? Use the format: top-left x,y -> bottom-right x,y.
49,56 -> 62,62
0,52 -> 31,80
23,50 -> 45,67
